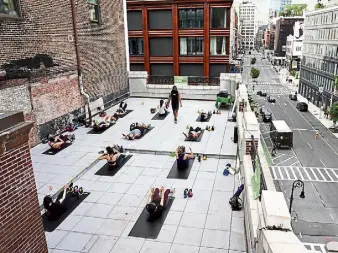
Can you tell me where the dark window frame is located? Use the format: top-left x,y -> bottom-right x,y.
88,0 -> 101,24
129,38 -> 144,56
179,8 -> 204,29
210,7 -> 227,29
0,0 -> 22,20
179,37 -> 204,56
210,36 -> 227,56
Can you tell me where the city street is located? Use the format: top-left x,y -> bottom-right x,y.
243,53 -> 338,250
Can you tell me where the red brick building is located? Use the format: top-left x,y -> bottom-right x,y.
0,0 -> 128,145
127,0 -> 233,82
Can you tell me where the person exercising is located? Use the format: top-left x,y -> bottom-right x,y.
176,146 -> 194,169
48,134 -> 75,150
98,145 -> 129,169
146,187 -> 170,221
183,127 -> 202,141
43,185 -> 69,220
167,86 -> 182,123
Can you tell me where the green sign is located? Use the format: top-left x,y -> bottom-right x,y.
251,156 -> 261,199
174,76 -> 188,85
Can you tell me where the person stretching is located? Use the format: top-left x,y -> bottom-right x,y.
158,99 -> 169,116
43,185 -> 69,220
167,85 -> 182,123
122,123 -> 151,140
146,187 -> 170,221
102,114 -> 117,123
98,145 -> 129,169
91,119 -> 110,131
48,134 -> 75,150
176,146 -> 194,169
183,127 -> 202,141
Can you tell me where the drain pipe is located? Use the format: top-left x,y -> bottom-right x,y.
70,0 -> 92,124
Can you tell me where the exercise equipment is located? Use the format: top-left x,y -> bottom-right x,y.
151,111 -> 170,120
184,130 -> 205,142
167,157 -> 195,179
42,142 -> 72,155
95,155 -> 132,176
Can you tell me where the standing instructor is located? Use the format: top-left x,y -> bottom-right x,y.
167,85 -> 182,123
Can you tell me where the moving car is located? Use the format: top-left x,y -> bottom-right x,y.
296,102 -> 308,112
289,93 -> 297,101
261,92 -> 267,97
257,91 -> 262,96
267,96 -> 276,103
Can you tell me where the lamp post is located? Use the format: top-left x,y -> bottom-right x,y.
289,179 -> 305,214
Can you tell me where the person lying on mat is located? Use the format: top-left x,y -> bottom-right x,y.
183,127 -> 202,141
200,110 -> 212,122
91,119 -> 111,131
146,186 -> 170,221
158,99 -> 169,116
102,114 -> 117,123
48,134 -> 75,150
176,146 -> 194,169
122,123 -> 152,140
98,145 -> 129,168
43,185 -> 69,220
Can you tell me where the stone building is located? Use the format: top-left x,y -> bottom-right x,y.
0,0 -> 129,145
299,6 -> 338,109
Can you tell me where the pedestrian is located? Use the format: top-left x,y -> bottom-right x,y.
167,85 -> 182,124
271,145 -> 276,156
253,85 -> 255,91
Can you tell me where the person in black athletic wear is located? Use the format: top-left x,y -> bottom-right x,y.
146,187 -> 170,221
167,86 -> 182,123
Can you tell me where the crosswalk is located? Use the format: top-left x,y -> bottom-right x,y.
253,89 -> 290,95
304,243 -> 327,252
270,166 -> 338,182
248,82 -> 281,85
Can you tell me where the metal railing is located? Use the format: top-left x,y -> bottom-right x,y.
147,76 -> 220,86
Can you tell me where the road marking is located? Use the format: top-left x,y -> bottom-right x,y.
303,168 -> 312,181
290,161 -> 299,166
307,142 -> 313,149
275,156 -> 294,166
319,159 -> 326,168
284,167 -> 291,179
280,181 -> 283,186
273,153 -> 285,159
289,166 -> 297,179
330,169 -> 338,179
304,243 -> 327,253
323,169 -> 333,181
316,168 -> 326,181
310,168 -> 319,181
330,213 -> 334,220
277,166 -> 284,179
271,167 -> 277,178
299,232 -> 302,238
295,167 -> 304,180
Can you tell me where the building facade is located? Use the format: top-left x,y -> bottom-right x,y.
256,25 -> 268,50
285,21 -> 303,71
0,0 -> 129,145
239,1 -> 257,50
127,0 -> 233,81
299,6 -> 338,110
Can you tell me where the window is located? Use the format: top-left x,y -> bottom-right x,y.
0,0 -> 19,16
180,37 -> 203,56
179,9 -> 203,29
210,36 -> 226,55
129,38 -> 144,56
296,46 -> 302,51
88,0 -> 100,23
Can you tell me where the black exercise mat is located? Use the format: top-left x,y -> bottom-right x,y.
184,129 -> 205,142
133,127 -> 154,139
167,158 -> 195,179
196,114 -> 211,122
128,198 -> 174,239
119,110 -> 133,118
42,192 -> 90,232
151,111 -> 170,120
95,155 -> 132,176
87,124 -> 114,134
42,143 -> 72,155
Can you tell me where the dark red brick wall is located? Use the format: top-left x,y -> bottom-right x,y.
0,123 -> 48,253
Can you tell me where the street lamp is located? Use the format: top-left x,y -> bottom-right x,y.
289,179 -> 305,214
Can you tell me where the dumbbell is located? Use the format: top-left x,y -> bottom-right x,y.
67,182 -> 74,193
73,185 -> 84,195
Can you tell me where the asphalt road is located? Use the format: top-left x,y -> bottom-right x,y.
243,53 -> 338,248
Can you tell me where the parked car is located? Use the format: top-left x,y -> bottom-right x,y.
263,111 -> 272,122
261,92 -> 267,97
257,91 -> 262,96
289,93 -> 297,101
296,102 -> 308,112
329,125 -> 338,133
267,96 -> 276,103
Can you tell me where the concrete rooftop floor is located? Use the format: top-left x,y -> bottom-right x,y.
30,98 -> 245,253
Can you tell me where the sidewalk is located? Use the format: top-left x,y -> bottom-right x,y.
278,69 -> 338,139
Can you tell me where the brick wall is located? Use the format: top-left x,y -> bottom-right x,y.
0,122 -> 48,253
0,0 -> 129,145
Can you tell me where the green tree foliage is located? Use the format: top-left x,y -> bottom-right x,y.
280,4 -> 307,17
329,102 -> 338,125
314,0 -> 325,9
250,68 -> 260,79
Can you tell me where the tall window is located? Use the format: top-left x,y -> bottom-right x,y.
210,37 -> 226,55
88,0 -> 100,23
210,8 -> 227,28
179,9 -> 204,29
180,37 -> 204,56
129,38 -> 144,55
0,0 -> 19,16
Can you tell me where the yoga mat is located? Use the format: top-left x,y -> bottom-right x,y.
42,192 -> 90,232
119,110 -> 133,118
196,114 -> 211,122
128,127 -> 154,140
184,129 -> 205,142
95,155 -> 132,176
87,123 -> 114,134
167,158 -> 195,179
128,198 -> 174,239
42,143 -> 72,155
151,111 -> 170,120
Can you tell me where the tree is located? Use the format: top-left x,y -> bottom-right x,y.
314,0 -> 325,9
250,68 -> 260,80
282,4 -> 307,16
329,102 -> 338,125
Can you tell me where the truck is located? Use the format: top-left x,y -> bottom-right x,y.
270,120 -> 293,148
